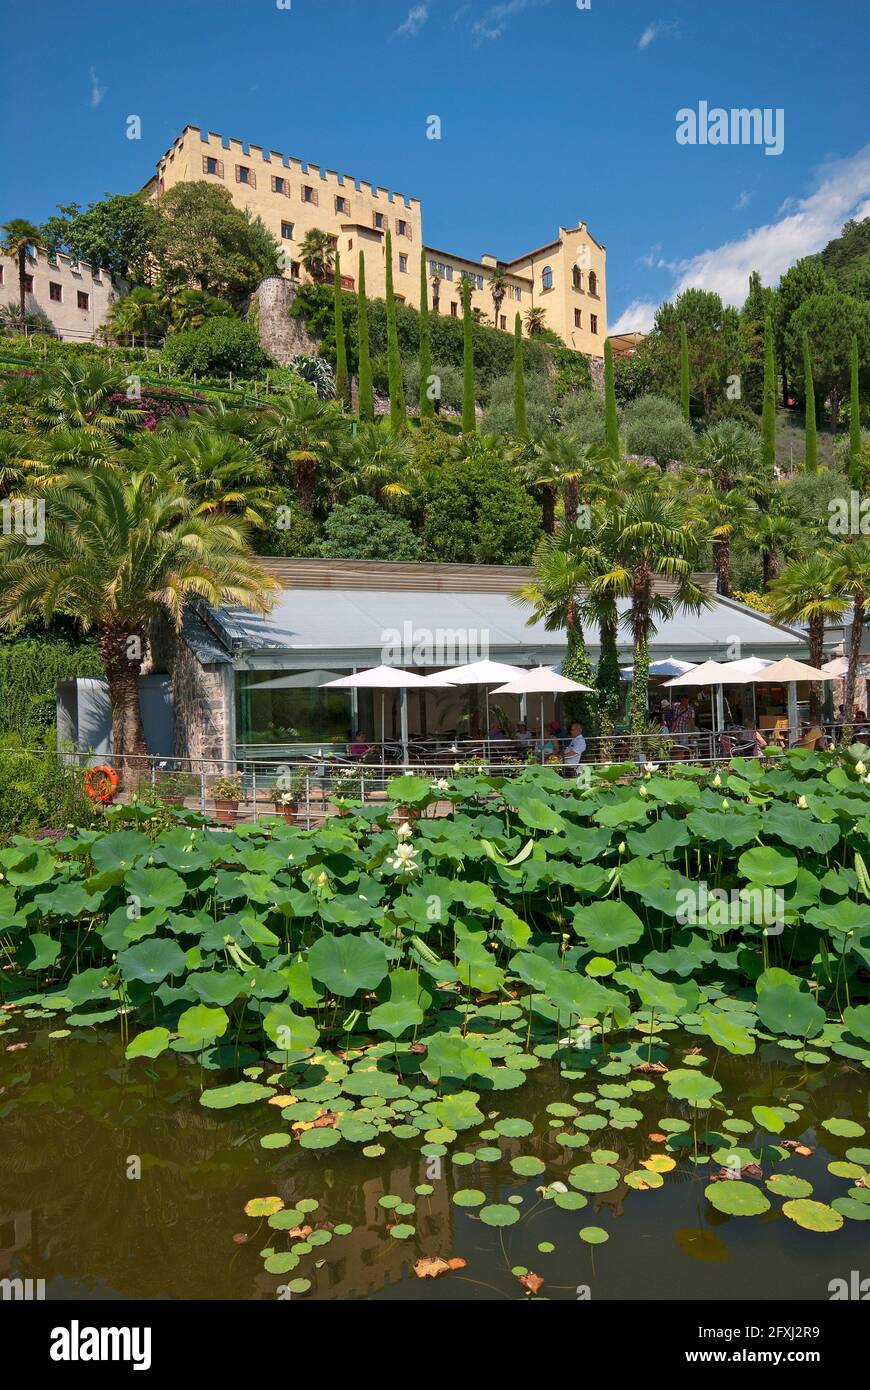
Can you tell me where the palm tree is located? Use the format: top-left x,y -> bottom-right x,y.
489,268 -> 510,329
30,360 -> 142,434
705,486 -> 758,597
170,288 -> 233,332
514,527 -> 600,728
828,541 -> 870,730
594,486 -> 713,731
524,307 -> 547,337
692,421 -> 761,595
106,287 -> 168,348
1,219 -> 47,322
0,466 -> 277,773
336,422 -> 415,504
253,394 -> 347,514
298,229 -> 335,284
749,508 -> 797,588
125,427 -> 276,525
768,555 -> 849,721
533,437 -> 613,529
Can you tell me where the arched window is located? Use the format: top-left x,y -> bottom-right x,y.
588,271 -> 597,296
572,265 -> 582,290
542,265 -> 553,290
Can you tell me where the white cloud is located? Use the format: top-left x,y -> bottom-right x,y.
89,67 -> 106,109
735,190 -> 750,210
669,144 -> 870,305
612,145 -> 870,331
396,3 -> 430,37
471,0 -> 542,44
608,300 -> 659,335
638,21 -> 677,50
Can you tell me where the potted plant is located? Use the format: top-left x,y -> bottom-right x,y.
272,767 -> 308,822
155,769 -> 199,807
329,765 -> 375,814
211,773 -> 243,824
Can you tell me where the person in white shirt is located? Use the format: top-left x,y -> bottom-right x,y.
563,722 -> 587,770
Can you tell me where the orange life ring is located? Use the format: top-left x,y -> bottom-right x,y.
83,764 -> 120,804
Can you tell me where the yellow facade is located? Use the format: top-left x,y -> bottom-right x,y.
151,127 -> 606,356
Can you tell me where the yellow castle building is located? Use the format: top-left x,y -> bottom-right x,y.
147,126 -> 607,358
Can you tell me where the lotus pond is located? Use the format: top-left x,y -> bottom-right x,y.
2,751 -> 870,1301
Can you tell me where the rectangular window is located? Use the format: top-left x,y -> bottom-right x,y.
428,259 -> 453,281
500,314 -> 506,330
23,273 -> 33,292
0,265 -> 4,285
373,211 -> 385,230
590,314 -> 598,334
49,282 -> 62,302
327,235 -> 338,250
203,155 -> 224,177
514,286 -> 522,300
574,309 -> 582,328
290,261 -> 301,279
236,164 -> 255,187
303,184 -> 318,204
335,194 -> 349,214
272,175 -> 287,195
450,302 -> 458,317
281,221 -> 294,240
397,219 -> 408,237
77,290 -> 90,311
398,253 -> 408,273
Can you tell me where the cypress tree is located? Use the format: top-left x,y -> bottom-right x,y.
604,337 -> 619,458
461,276 -> 476,434
356,251 -> 374,423
762,313 -> 776,473
333,253 -> 349,409
849,333 -> 862,488
418,249 -> 434,419
679,322 -> 690,422
513,312 -> 528,441
384,230 -> 406,431
802,330 -> 817,474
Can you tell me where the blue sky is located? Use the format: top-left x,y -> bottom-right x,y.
2,0 -> 868,331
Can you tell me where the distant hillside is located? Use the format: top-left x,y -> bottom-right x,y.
815,217 -> 870,298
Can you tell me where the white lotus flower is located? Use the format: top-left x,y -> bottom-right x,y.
396,821 -> 414,839
644,762 -> 659,774
712,773 -> 722,787
431,778 -> 450,792
856,761 -> 867,775
388,842 -> 419,874
639,784 -> 649,798
797,795 -> 808,808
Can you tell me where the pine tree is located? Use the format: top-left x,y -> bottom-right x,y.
356,251 -> 374,423
333,253 -> 349,409
849,333 -> 862,488
418,249 -> 434,420
679,322 -> 690,422
802,330 -> 817,474
513,312 -> 528,441
461,276 -> 476,434
384,230 -> 406,431
762,314 -> 776,473
604,337 -> 619,458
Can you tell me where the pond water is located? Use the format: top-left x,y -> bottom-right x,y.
2,1021 -> 867,1302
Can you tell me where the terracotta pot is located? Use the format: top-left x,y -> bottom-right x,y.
396,805 -> 420,824
214,798 -> 238,825
274,801 -> 298,823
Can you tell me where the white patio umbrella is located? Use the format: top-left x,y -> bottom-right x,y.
431,660 -> 529,745
320,666 -> 454,763
492,666 -> 594,763
744,657 -> 834,740
620,656 -> 697,681
711,656 -> 774,726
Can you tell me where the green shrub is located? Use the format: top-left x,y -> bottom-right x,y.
161,318 -> 272,377
421,456 -> 542,564
318,497 -> 421,561
620,392 -> 694,465
0,634 -> 102,735
0,737 -> 98,844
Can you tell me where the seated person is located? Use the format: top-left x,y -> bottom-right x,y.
347,729 -> 372,757
514,721 -> 532,748
563,722 -> 587,769
799,723 -> 825,750
740,720 -> 768,756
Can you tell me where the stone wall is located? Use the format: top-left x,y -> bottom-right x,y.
253,276 -> 320,366
144,613 -> 233,775
588,354 -> 605,396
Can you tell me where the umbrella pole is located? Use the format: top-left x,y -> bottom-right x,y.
380,692 -> 385,758
540,694 -> 545,764
400,686 -> 409,767
787,680 -> 798,745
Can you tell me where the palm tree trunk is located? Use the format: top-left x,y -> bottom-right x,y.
294,456 -> 318,514
563,478 -> 578,529
719,538 -> 731,597
843,592 -> 866,732
541,484 -> 556,535
808,614 -> 824,723
18,246 -> 27,322
98,627 -> 149,783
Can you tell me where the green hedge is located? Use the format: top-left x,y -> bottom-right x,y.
0,635 -> 103,736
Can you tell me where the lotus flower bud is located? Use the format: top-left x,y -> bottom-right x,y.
712,773 -> 721,787
618,841 -> 626,854
722,798 -> 729,809
856,761 -> 867,776
797,794 -> 808,809
639,784 -> 648,798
